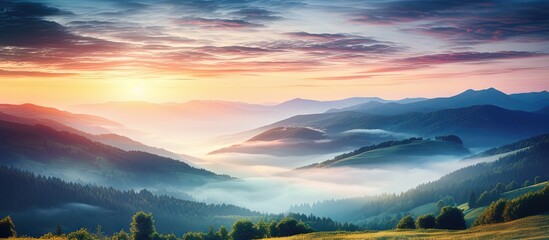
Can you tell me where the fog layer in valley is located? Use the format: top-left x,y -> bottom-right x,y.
186,153 -> 476,213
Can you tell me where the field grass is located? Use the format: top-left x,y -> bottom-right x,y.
268,213 -> 549,240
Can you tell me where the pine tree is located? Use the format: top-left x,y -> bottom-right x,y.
130,212 -> 156,240
0,216 -> 16,238
55,224 -> 63,236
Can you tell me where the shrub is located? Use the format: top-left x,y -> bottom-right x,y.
396,215 -> 415,229
230,219 -> 258,240
473,199 -> 507,226
436,207 -> 466,230
416,214 -> 437,229
67,228 -> 94,240
276,218 -> 313,237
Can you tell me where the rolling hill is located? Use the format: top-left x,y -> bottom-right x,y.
250,105 -> 549,147
0,110 -> 193,161
298,137 -> 470,169
330,88 -> 538,115
0,103 -> 121,134
209,127 -> 403,156
0,120 -> 231,190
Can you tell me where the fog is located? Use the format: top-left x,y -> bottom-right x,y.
185,153 -> 477,213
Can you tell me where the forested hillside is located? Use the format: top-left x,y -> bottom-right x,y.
0,120 -> 229,190
0,166 -> 256,236
290,134 -> 549,225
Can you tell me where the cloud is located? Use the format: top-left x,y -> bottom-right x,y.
358,51 -> 548,75
257,34 -> 401,57
350,0 -> 549,43
395,51 -> 547,65
231,8 -> 282,21
176,17 -> 264,29
0,0 -> 71,17
307,75 -> 375,81
285,32 -> 354,41
0,69 -> 76,78
67,20 -> 196,45
0,1 -> 125,62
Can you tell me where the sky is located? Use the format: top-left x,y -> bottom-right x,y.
1,0 -> 548,106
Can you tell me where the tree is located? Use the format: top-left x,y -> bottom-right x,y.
416,214 -> 437,229
131,212 -> 156,240
230,219 -> 258,240
216,226 -> 229,240
151,232 -> 166,240
468,191 -> 477,208
396,215 -> 415,229
268,221 -> 278,237
494,183 -> 505,194
182,232 -> 205,240
436,206 -> 466,230
523,180 -> 532,187
204,226 -> 215,240
435,200 -> 446,214
276,218 -> 313,237
503,185 -> 549,222
254,220 -> 269,238
113,230 -> 131,240
95,224 -> 103,239
534,176 -> 542,184
67,228 -> 94,240
0,216 -> 16,238
473,199 -> 507,226
55,224 -> 63,236
506,181 -> 519,191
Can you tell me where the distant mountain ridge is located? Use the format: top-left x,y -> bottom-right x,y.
248,105 -> 549,147
0,108 -> 195,162
0,103 -> 121,134
329,88 -> 542,115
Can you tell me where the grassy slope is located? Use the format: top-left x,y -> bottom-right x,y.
269,213 -> 549,240
501,181 -> 548,199
406,182 -> 549,227
328,140 -> 469,167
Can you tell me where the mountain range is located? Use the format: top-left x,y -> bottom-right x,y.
218,104 -> 549,156
328,88 -> 549,115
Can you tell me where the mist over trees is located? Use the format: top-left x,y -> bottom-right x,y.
290,134 -> 549,227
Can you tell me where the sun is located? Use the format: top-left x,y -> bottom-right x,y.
133,85 -> 144,95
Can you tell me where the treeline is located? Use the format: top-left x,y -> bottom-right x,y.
473,184 -> 549,226
290,134 -> 549,227
0,211 -> 316,240
468,176 -> 544,208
